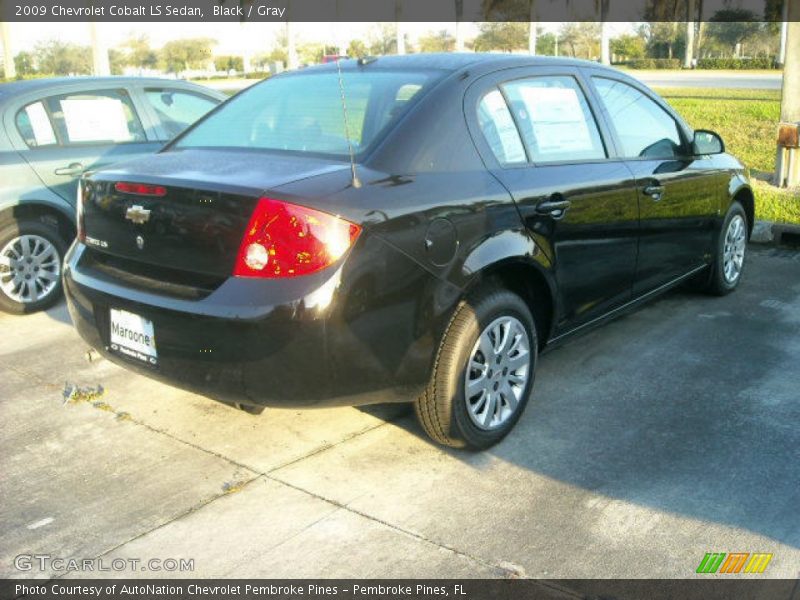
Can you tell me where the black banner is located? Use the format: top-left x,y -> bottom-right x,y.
0,0 -> 797,22
3,579 -> 800,600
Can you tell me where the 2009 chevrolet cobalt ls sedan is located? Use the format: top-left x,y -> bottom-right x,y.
64,54 -> 752,449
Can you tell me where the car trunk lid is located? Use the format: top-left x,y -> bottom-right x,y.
80,148 -> 349,280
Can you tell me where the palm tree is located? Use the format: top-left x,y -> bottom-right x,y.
597,0 -> 610,65
286,21 -> 298,69
1,20 -> 16,79
395,0 -> 405,54
89,20 -> 110,76
684,0 -> 696,69
454,0 -> 465,52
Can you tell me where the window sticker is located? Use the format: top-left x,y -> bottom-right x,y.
61,97 -> 133,143
482,90 -> 527,164
25,102 -> 57,146
518,87 -> 594,155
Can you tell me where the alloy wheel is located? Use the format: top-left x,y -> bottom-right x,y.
464,315 -> 531,431
722,214 -> 746,284
0,234 -> 61,304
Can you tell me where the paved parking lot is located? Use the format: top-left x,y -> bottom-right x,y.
2,245 -> 799,580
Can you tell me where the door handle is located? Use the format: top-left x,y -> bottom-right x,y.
643,183 -> 665,201
54,162 -> 84,176
536,198 -> 571,220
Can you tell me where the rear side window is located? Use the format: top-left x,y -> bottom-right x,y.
46,90 -> 146,145
501,76 -> 606,163
144,89 -> 218,140
477,89 -> 527,165
16,101 -> 57,148
592,77 -> 683,159
174,69 -> 438,158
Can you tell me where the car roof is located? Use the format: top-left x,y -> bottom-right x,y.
0,76 -> 220,102
304,52 -> 617,76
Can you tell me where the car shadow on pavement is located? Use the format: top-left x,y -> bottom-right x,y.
45,299 -> 72,325
381,247 -> 800,551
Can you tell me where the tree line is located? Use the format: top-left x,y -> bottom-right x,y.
7,20 -> 785,78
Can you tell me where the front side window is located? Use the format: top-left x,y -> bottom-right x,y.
592,77 -> 683,159
174,70 -> 438,158
501,75 -> 606,163
16,101 -> 58,148
145,89 -> 219,139
46,90 -> 146,145
477,89 -> 527,165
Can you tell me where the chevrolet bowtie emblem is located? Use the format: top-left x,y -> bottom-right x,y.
125,205 -> 151,225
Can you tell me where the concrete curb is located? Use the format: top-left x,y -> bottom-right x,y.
750,220 -> 800,246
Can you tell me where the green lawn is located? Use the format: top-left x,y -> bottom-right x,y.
658,87 -> 781,174
656,87 -> 798,225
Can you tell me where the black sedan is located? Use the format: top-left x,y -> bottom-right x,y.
64,54 -> 753,449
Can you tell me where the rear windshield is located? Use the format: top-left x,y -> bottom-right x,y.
173,69 -> 438,159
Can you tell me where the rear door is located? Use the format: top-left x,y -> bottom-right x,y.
467,66 -> 640,332
586,73 -> 721,294
11,87 -> 162,206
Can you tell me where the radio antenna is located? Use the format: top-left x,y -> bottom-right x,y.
335,58 -> 361,189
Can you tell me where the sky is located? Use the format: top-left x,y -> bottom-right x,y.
2,21 -> 635,57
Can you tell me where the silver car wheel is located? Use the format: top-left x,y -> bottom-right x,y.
464,315 -> 531,431
0,234 -> 61,304
722,214 -> 746,284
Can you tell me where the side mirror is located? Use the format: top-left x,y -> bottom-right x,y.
693,130 -> 724,155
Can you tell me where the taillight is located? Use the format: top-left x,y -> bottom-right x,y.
76,180 -> 85,242
114,182 -> 167,196
233,198 -> 361,278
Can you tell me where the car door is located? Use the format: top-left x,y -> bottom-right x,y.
11,87 -> 162,207
586,73 -> 721,295
466,67 -> 640,333
135,86 -> 222,142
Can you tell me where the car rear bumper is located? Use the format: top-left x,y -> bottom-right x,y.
63,241 -> 453,408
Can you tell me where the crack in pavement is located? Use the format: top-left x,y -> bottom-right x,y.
57,396 -> 524,579
264,474 -> 522,579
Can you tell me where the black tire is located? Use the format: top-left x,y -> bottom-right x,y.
0,218 -> 68,315
234,402 -> 265,415
703,201 -> 748,296
414,286 -> 537,450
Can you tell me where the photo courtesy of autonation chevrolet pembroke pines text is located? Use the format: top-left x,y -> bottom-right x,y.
1,0 -> 799,598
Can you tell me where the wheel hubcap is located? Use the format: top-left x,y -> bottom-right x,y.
0,234 -> 60,304
464,315 -> 531,431
722,215 -> 746,284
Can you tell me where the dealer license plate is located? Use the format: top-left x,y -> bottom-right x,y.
109,308 -> 158,365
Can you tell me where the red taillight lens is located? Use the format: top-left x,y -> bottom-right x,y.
233,198 -> 361,278
114,182 -> 167,196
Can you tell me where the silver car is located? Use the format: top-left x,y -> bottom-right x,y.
0,76 -> 225,313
